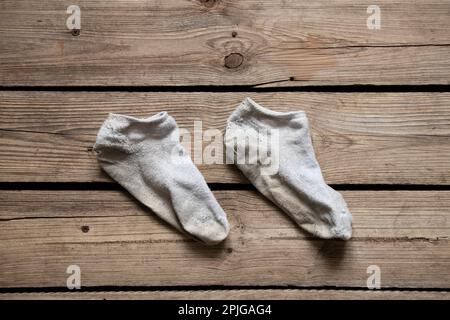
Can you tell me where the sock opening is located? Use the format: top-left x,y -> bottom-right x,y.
94,111 -> 175,153
237,97 -> 307,120
107,111 -> 168,124
104,111 -> 174,137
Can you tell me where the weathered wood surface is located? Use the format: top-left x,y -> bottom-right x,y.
1,0 -> 449,86
1,289 -> 450,300
1,91 -> 450,184
1,189 -> 449,288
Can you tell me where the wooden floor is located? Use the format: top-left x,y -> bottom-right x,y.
1,0 -> 450,300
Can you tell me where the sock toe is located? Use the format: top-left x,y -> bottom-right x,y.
184,216 -> 230,245
331,210 -> 353,240
299,205 -> 353,240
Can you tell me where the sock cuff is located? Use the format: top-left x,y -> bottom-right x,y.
228,97 -> 307,126
94,111 -> 176,154
106,111 -> 171,129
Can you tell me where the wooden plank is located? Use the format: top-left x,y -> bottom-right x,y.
1,91 -> 450,184
1,290 -> 450,300
1,190 -> 449,288
1,0 -> 449,86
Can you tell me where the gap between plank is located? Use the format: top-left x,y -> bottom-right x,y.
0,285 -> 450,294
1,182 -> 450,191
0,85 -> 449,92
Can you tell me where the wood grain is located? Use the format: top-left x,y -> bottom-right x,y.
2,289 -> 450,300
1,91 -> 450,184
1,0 -> 449,86
1,189 -> 449,288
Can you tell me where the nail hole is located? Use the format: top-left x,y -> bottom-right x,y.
231,31 -> 237,38
81,225 -> 90,233
71,29 -> 80,36
227,247 -> 233,253
289,76 -> 295,81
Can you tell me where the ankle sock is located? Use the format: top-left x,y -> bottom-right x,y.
225,98 -> 352,240
94,112 -> 230,245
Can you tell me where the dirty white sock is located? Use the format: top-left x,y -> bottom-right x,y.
225,98 -> 352,240
94,112 -> 230,245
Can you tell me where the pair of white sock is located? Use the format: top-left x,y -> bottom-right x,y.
94,98 -> 352,245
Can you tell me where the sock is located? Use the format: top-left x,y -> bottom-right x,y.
225,98 -> 352,240
93,112 -> 230,245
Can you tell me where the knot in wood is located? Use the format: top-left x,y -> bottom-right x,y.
199,0 -> 217,8
224,53 -> 244,69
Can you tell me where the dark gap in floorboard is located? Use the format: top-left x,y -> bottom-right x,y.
0,84 -> 450,92
0,182 -> 122,191
0,285 -> 449,294
209,183 -> 253,191
1,182 -> 450,191
330,184 -> 450,191
210,184 -> 450,191
0,182 -> 254,191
